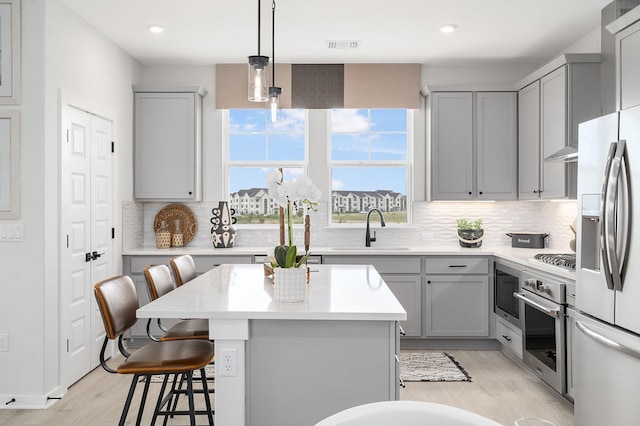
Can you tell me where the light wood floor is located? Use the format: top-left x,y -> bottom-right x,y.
0,349 -> 573,425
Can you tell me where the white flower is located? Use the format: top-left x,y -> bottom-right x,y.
266,171 -> 321,210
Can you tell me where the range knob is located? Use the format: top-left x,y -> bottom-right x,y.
524,278 -> 536,288
535,281 -> 550,293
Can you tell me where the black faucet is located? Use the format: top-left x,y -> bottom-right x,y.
365,208 -> 386,247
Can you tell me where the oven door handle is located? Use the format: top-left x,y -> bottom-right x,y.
513,292 -> 559,317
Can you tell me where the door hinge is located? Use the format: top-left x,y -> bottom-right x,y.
66,129 -> 69,142
112,228 -> 115,239
66,234 -> 69,248
66,339 -> 69,353
111,141 -> 115,153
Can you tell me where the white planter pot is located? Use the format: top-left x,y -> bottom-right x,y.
273,267 -> 307,302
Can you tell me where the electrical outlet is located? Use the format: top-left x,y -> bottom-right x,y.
0,334 -> 8,352
220,348 -> 236,376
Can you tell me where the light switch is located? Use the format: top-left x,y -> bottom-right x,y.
0,224 -> 24,242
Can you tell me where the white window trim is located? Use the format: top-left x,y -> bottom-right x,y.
327,109 -> 414,227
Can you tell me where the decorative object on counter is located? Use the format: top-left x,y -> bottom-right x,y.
265,169 -> 321,302
154,203 -> 197,246
210,201 -> 237,248
172,219 -> 184,247
506,232 -> 548,248
456,218 -> 484,248
155,220 -> 171,249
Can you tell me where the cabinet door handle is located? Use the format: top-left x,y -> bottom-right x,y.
448,265 -> 467,268
502,334 -> 512,342
188,191 -> 193,195
427,280 -> 431,284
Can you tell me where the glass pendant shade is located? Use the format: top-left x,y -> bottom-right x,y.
268,86 -> 282,123
248,55 -> 269,102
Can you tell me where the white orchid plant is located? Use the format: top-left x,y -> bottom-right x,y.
266,170 -> 321,268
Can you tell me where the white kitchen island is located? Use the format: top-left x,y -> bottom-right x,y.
136,263 -> 406,426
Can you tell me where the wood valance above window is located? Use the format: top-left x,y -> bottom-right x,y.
216,63 -> 420,109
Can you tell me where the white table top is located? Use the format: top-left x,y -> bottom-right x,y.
136,264 -> 407,321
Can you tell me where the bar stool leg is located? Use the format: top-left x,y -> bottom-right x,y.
152,374 -> 171,425
120,374 -> 140,426
186,371 -> 196,426
200,367 -> 215,425
136,374 -> 153,425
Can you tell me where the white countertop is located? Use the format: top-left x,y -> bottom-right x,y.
136,263 -> 407,321
125,244 -> 576,281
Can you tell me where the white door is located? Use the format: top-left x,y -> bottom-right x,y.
60,104 -> 113,388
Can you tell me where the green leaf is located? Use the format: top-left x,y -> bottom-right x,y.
285,245 -> 297,268
295,253 -> 310,268
274,245 -> 289,268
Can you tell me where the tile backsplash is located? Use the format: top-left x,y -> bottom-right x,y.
123,200 -> 577,252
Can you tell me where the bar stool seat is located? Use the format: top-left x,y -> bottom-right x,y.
116,340 -> 213,374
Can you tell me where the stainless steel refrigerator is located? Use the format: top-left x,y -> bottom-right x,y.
575,105 -> 640,425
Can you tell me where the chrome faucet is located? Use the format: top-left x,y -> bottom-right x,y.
365,208 -> 386,247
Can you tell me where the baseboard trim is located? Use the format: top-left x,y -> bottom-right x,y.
400,338 -> 500,350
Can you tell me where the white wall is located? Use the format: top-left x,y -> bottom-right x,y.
0,0 -> 142,407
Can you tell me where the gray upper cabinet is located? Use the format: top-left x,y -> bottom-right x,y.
431,91 -> 517,201
476,92 -> 518,200
133,86 -> 207,201
616,19 -> 640,110
516,54 -> 601,200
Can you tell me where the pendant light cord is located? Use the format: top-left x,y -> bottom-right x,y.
257,0 -> 262,56
272,0 -> 276,86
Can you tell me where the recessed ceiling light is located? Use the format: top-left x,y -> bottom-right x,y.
440,24 -> 457,33
147,25 -> 165,34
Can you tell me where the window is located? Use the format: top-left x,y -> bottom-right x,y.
330,109 -> 410,224
227,109 -> 306,224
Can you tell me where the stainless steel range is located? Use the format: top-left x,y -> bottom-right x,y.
514,270 -> 567,394
532,253 -> 576,270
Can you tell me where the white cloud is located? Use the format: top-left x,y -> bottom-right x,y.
332,178 -> 345,190
331,109 -> 369,133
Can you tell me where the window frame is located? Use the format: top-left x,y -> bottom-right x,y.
328,108 -> 414,226
223,109 -> 310,228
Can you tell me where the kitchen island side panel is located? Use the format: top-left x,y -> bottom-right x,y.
246,319 -> 397,426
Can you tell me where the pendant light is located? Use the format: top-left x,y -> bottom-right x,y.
267,0 -> 282,122
248,0 -> 269,102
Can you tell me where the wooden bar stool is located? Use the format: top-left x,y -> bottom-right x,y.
170,254 -> 197,287
94,275 -> 214,426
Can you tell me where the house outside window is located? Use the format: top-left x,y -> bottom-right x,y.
227,109 -> 306,224
330,109 -> 411,224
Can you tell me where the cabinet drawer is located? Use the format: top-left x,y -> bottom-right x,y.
323,256 -> 421,274
425,257 -> 488,274
496,319 -> 522,358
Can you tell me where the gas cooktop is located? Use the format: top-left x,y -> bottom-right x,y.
532,253 -> 576,270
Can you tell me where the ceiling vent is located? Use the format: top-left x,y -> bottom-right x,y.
327,40 -> 360,50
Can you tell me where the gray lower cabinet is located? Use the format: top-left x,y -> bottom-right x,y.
245,319 -> 399,425
322,255 -> 422,337
425,256 -> 490,337
123,254 -> 253,343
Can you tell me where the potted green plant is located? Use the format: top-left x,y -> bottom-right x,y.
456,218 -> 484,248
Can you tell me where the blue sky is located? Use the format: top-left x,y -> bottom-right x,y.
229,109 -> 408,195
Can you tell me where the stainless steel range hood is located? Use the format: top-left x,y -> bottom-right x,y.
544,145 -> 578,162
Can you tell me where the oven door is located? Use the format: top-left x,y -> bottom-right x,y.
514,290 -> 565,394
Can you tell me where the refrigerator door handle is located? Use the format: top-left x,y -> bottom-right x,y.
600,142 -> 617,290
576,320 -> 640,360
606,140 -> 626,292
